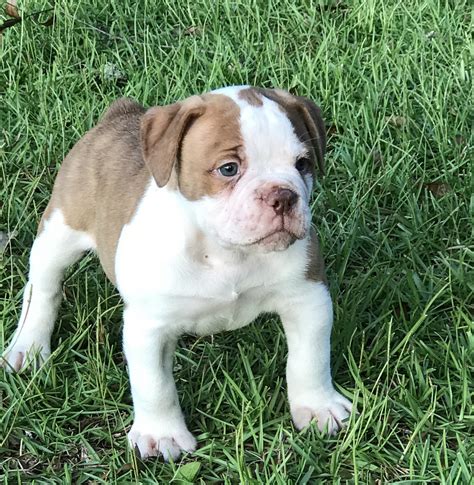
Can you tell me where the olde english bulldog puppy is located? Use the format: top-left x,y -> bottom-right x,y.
2,86 -> 352,460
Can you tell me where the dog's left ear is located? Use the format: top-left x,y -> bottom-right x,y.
294,96 -> 326,176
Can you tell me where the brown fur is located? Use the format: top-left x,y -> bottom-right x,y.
305,227 -> 327,284
39,90 -> 325,284
256,88 -> 326,176
140,93 -> 244,201
238,87 -> 264,107
141,96 -> 206,188
236,87 -> 326,176
178,94 -> 243,200
39,94 -> 243,282
39,98 -> 148,283
235,88 -> 328,282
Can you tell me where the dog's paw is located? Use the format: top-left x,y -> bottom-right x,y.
1,339 -> 51,372
128,419 -> 197,461
291,389 -> 352,433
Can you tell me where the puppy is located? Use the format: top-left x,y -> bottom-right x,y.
2,86 -> 352,460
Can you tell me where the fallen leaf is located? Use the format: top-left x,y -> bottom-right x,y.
371,149 -> 383,163
327,124 -> 343,137
424,182 -> 451,197
393,301 -> 410,319
117,463 -> 133,474
0,231 -> 7,252
0,17 -> 22,33
1,6 -> 55,33
103,62 -> 127,82
175,462 -> 201,482
98,323 -> 105,343
80,446 -> 91,462
5,0 -> 20,19
17,453 -> 41,473
184,25 -> 201,36
454,134 -> 466,146
385,115 -> 407,128
0,230 -> 16,252
39,14 -> 55,27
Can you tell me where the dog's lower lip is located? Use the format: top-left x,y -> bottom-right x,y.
246,229 -> 299,246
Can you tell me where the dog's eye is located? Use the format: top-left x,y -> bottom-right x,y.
217,162 -> 239,177
295,157 -> 311,173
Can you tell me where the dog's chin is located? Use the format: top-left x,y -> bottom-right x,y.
251,230 -> 298,252
219,229 -> 304,253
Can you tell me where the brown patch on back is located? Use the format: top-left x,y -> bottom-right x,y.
39,98 -> 148,283
38,94 -> 243,283
178,93 -> 244,200
238,87 -> 264,107
305,227 -> 327,284
256,88 -> 326,176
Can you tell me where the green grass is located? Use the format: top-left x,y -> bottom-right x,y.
0,0 -> 472,482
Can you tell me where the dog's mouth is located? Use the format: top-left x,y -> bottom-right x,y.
244,228 -> 305,248
213,210 -> 310,251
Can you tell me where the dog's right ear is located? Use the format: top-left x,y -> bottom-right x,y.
141,96 -> 206,187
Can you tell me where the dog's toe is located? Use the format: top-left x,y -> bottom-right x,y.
129,421 -> 196,461
291,390 -> 353,433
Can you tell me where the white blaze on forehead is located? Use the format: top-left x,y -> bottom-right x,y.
212,86 -> 307,173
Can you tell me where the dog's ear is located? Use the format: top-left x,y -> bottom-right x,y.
294,96 -> 326,176
141,96 -> 206,187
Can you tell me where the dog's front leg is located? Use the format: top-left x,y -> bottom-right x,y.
278,281 -> 352,433
123,306 -> 196,460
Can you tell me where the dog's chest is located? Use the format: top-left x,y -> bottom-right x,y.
117,244 -> 282,334
114,186 -> 306,334
166,260 -> 275,334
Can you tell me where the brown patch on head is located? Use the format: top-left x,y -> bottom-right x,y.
141,96 -> 205,188
238,87 -> 264,107
140,93 -> 243,201
178,93 -> 244,200
256,88 -> 326,176
305,227 -> 327,284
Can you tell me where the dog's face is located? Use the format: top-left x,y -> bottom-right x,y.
141,87 -> 326,252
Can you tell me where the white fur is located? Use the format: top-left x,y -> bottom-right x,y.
117,181 -> 351,456
275,282 -> 352,431
3,86 -> 352,460
2,210 -> 94,371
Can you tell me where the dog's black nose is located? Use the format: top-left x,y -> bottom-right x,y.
267,188 -> 298,215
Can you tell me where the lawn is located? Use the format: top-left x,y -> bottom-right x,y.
0,0 -> 472,483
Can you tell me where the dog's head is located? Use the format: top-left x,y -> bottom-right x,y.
141,86 -> 326,252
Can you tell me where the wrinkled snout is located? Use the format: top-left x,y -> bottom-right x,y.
263,187 -> 299,216
204,177 -> 311,252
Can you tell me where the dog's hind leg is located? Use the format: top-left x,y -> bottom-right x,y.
2,207 -> 95,371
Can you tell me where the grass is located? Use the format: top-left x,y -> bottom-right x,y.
0,0 -> 472,482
